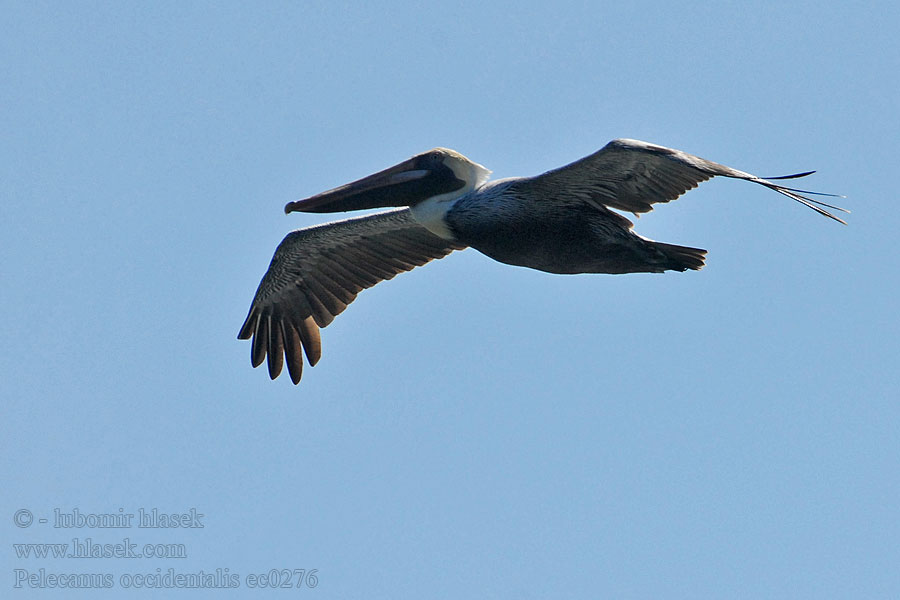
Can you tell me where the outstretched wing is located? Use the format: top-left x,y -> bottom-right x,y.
238,208 -> 466,384
523,138 -> 847,223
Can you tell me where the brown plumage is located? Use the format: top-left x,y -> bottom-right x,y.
239,139 -> 846,384
238,209 -> 464,384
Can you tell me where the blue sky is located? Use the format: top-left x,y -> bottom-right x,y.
2,1 -> 898,598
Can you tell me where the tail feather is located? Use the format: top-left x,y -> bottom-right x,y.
653,241 -> 707,271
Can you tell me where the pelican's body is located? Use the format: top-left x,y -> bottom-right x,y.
437,178 -> 705,274
239,139 -> 846,384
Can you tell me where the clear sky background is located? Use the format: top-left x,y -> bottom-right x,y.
3,2 -> 898,598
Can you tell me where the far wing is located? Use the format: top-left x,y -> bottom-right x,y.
238,208 -> 466,384
522,138 -> 847,223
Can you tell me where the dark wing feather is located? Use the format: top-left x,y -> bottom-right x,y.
525,138 -> 847,223
238,208 -> 466,384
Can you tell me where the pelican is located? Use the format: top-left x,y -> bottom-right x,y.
238,139 -> 846,384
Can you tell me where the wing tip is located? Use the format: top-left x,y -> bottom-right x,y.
239,314 -> 321,385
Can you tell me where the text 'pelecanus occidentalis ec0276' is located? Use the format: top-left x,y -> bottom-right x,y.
238,139 -> 847,384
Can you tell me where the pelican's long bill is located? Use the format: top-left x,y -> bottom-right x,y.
285,151 -> 467,214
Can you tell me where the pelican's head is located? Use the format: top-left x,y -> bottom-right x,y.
285,148 -> 491,214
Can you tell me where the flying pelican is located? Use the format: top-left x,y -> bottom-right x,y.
238,139 -> 846,384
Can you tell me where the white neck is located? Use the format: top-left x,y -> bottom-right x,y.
409,155 -> 491,240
